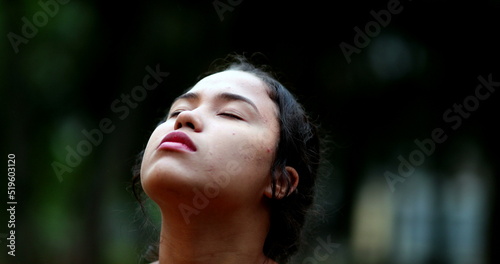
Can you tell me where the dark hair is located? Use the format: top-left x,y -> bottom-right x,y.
131,54 -> 321,264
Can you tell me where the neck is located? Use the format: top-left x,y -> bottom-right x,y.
154,199 -> 276,264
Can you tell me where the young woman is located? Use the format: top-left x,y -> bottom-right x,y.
132,55 -> 321,264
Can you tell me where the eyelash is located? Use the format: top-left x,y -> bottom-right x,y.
168,111 -> 243,120
218,112 -> 243,120
169,111 -> 182,118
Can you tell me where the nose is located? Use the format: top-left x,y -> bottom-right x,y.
174,110 -> 202,132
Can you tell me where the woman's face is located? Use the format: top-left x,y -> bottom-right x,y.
141,70 -> 280,209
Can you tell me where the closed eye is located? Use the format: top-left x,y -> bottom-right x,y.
218,112 -> 243,120
168,110 -> 183,119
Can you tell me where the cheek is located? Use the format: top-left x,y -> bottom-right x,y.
235,137 -> 275,164
140,126 -> 167,179
225,130 -> 277,176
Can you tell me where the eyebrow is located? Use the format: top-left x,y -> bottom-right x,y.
172,92 -> 260,114
174,91 -> 199,102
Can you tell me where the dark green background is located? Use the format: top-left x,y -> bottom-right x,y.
1,0 -> 499,263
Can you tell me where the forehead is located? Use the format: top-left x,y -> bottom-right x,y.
190,70 -> 268,96
186,70 -> 277,114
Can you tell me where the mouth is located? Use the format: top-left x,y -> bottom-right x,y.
158,131 -> 197,152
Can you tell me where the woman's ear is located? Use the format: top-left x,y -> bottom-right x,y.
265,166 -> 299,199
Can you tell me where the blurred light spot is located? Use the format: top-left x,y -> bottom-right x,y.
52,2 -> 95,48
442,141 -> 491,264
50,115 -> 86,162
393,170 -> 435,264
368,34 -> 426,82
21,1 -> 95,104
25,45 -> 75,97
351,176 -> 394,264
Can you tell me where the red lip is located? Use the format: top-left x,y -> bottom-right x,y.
158,131 -> 197,152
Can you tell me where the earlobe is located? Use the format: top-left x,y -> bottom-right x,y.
264,166 -> 299,199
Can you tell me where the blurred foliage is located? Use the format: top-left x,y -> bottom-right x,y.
1,0 -> 499,264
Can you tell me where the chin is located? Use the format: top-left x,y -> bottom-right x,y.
142,164 -> 212,202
